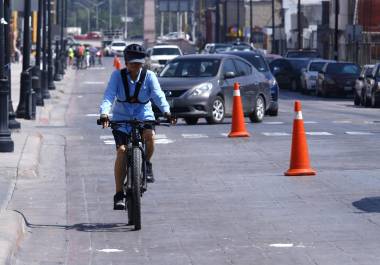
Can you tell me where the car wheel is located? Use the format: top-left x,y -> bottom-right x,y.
184,117 -> 199,125
249,95 -> 265,123
291,80 -> 297,91
371,91 -> 380,108
206,96 -> 225,124
354,93 -> 361,106
267,105 -> 278,116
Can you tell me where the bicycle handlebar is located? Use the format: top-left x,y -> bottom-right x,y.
96,118 -> 174,127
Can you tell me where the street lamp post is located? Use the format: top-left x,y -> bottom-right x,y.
0,0 -> 14,152
47,0 -> 56,90
75,2 -> 90,32
297,0 -> 302,49
4,0 -> 20,129
16,0 -> 36,120
272,0 -> 276,53
54,0 -> 63,81
34,0 -> 44,106
237,0 -> 240,39
41,0 -> 51,99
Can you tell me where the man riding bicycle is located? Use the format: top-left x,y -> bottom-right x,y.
99,44 -> 172,210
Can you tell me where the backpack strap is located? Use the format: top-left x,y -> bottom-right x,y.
118,68 -> 149,104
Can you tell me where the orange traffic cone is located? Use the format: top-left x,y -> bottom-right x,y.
113,55 -> 121,70
285,101 -> 316,176
228,82 -> 250,137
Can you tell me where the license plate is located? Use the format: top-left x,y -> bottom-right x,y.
344,86 -> 352,91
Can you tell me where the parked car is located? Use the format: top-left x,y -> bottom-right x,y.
202,43 -> 232,54
265,53 -> 282,64
300,59 -> 335,94
354,64 -> 374,106
285,49 -> 320,58
109,40 -> 127,56
155,54 -> 272,124
316,62 -> 361,97
269,58 -> 310,90
223,51 -> 279,116
146,45 -> 183,73
363,63 -> 380,107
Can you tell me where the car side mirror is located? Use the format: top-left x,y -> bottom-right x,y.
224,71 -> 236,79
271,66 -> 280,74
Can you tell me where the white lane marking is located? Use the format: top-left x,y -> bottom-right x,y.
269,243 -> 294,248
303,121 -> 318,124
77,95 -> 83,98
104,140 -> 115,145
306,132 -> 333,136
345,131 -> 374,135
262,132 -> 290,136
86,114 -> 99,117
221,133 -> 229,137
182,134 -> 209,139
333,120 -> 352,124
83,81 -> 105,85
155,139 -> 174,144
100,135 -> 113,140
97,248 -> 124,253
89,67 -> 106,70
155,134 -> 167,139
263,121 -> 284,125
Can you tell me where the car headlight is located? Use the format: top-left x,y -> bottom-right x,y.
191,82 -> 213,96
269,78 -> 277,87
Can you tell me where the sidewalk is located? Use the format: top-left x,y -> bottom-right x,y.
0,62 -> 75,264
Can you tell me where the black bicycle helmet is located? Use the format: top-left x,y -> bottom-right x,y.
123,44 -> 146,63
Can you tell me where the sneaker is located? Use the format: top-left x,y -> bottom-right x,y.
146,161 -> 155,183
113,191 -> 125,210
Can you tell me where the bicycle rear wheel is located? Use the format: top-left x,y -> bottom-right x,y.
131,147 -> 142,230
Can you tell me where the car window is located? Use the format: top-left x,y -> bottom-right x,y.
159,59 -> 220,78
234,59 -> 252,76
309,62 -> 326,72
222,59 -> 237,75
365,67 -> 374,77
152,48 -> 181,56
326,64 -> 361,75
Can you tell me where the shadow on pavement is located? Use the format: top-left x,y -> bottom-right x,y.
13,210 -> 134,232
352,197 -> 380,213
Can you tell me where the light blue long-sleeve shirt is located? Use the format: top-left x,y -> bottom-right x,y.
99,68 -> 170,133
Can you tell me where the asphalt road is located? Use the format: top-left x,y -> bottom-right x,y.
12,58 -> 380,265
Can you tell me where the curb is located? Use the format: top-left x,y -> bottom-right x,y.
17,133 -> 43,179
0,211 -> 25,264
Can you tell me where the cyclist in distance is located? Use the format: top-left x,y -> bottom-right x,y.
99,44 -> 172,210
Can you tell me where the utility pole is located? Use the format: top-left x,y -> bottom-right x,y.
4,0 -> 20,129
109,0 -> 112,30
237,0 -> 240,39
215,0 -> 220,42
334,0 -> 339,60
124,0 -> 128,39
249,0 -> 253,43
272,0 -> 276,53
297,0 -> 302,49
0,0 -> 14,152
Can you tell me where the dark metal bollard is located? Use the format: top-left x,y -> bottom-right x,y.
16,70 -> 36,120
31,68 -> 43,106
0,78 -> 14,152
54,40 -> 62,81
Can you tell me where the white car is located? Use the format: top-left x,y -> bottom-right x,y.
109,40 -> 127,56
301,59 -> 335,94
146,45 -> 183,73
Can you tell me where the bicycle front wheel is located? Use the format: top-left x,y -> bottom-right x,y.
131,147 -> 142,230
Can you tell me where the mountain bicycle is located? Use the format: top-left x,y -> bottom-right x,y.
97,118 -> 172,230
